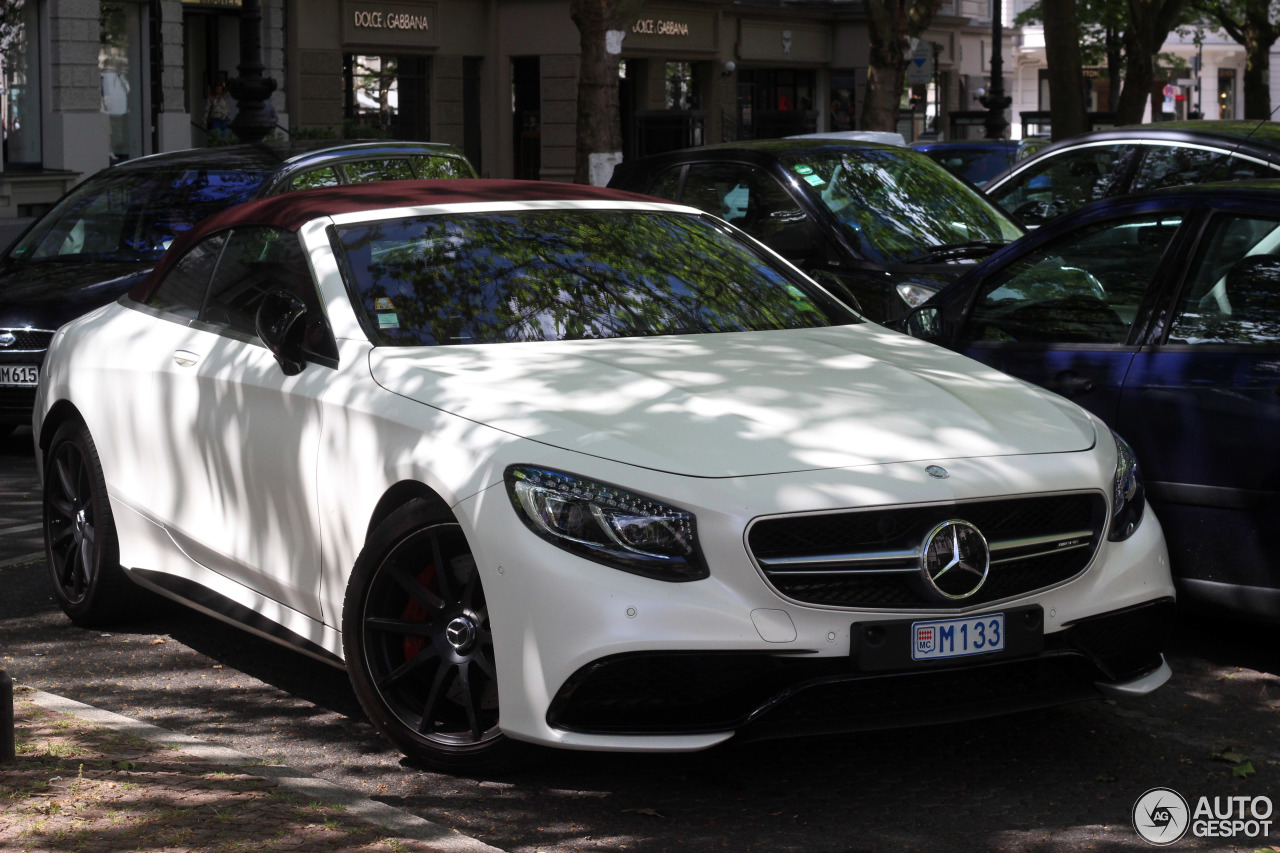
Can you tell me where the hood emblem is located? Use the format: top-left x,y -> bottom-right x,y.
920,520 -> 990,600
0,333 -> 14,347
925,465 -> 950,480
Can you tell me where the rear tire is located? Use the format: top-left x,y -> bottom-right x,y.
43,419 -> 148,627
343,498 -> 532,774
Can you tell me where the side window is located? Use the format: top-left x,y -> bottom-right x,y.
988,145 -> 1133,225
200,227 -> 338,359
289,167 -> 340,191
964,214 -> 1181,344
647,166 -> 683,201
411,154 -> 472,179
145,232 -> 227,319
681,163 -> 805,240
1169,214 -> 1280,345
1131,146 -> 1278,191
343,159 -> 415,183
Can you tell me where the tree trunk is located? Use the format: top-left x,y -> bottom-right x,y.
1042,0 -> 1087,139
569,0 -> 641,185
860,0 -> 909,131
1106,27 -> 1123,112
1241,23 -> 1278,119
859,0 -> 944,132
1115,0 -> 1189,124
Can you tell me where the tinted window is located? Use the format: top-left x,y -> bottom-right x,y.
290,167 -> 340,191
146,232 -> 227,319
344,159 -> 415,183
1132,145 -> 1279,192
334,210 -> 858,347
964,213 -> 1181,344
1169,214 -> 1280,344
10,168 -> 265,263
775,148 -> 1023,264
411,154 -> 474,179
201,227 -> 338,358
647,166 -> 683,201
681,163 -> 806,241
988,145 -> 1134,225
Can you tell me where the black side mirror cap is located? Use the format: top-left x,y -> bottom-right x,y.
255,289 -> 308,376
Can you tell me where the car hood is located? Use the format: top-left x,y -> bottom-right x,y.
367,324 -> 1097,477
0,260 -> 152,330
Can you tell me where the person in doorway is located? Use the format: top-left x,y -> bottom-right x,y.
205,82 -> 232,134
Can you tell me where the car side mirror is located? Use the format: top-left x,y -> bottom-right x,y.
904,306 -> 942,341
255,289 -> 308,376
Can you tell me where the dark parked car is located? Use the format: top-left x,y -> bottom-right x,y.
984,120 -> 1280,227
0,140 -> 474,435
900,180 -> 1280,620
911,139 -> 1021,187
608,139 -> 1024,322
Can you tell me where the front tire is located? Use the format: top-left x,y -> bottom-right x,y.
43,418 -> 145,626
343,499 -> 530,774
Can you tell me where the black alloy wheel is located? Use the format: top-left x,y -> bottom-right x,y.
344,499 -> 529,773
43,419 -> 141,626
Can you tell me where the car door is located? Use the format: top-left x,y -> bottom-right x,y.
949,210 -> 1186,425
1117,208 -> 1280,606
141,226 -> 334,619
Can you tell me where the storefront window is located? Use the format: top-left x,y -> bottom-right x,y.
345,54 -> 430,140
100,2 -> 146,163
1,0 -> 40,167
737,69 -> 817,139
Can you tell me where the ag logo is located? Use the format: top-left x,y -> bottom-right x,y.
1133,787 -> 1190,845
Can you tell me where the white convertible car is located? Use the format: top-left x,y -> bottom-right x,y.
35,180 -> 1175,772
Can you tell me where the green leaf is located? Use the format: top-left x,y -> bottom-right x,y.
1233,762 -> 1256,779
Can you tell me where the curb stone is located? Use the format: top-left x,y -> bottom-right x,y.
23,687 -> 507,853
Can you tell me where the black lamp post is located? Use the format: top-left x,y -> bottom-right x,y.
978,0 -> 1012,138
227,0 -> 278,143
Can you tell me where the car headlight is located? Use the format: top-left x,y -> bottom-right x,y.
896,282 -> 937,308
505,466 -> 708,581
1108,429 -> 1145,541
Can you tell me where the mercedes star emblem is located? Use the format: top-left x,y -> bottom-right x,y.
920,519 -> 990,600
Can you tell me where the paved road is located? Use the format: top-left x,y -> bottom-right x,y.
1,426 -> 1277,852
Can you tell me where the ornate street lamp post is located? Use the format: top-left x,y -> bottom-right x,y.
228,0 -> 278,143
978,0 -> 1012,138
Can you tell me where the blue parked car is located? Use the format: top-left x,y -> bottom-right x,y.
900,180 -> 1280,621
910,139 -> 1021,187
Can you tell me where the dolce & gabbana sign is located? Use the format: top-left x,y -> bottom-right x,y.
625,8 -> 717,53
342,1 -> 439,48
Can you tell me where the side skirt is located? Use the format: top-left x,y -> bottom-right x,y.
127,566 -> 345,669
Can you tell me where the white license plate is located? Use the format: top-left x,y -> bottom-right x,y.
0,365 -> 37,386
911,613 -> 1005,662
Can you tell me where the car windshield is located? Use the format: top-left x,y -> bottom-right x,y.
335,209 -> 861,346
9,167 -> 266,264
777,148 -> 1024,264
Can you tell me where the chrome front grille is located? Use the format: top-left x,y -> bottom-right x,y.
0,328 -> 56,353
747,492 -> 1107,610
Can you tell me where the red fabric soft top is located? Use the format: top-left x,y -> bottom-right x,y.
127,179 -> 665,303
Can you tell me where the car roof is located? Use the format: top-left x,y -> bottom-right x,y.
911,140 -> 1019,151
128,179 -> 668,303
1012,119 -> 1280,164
108,139 -> 470,174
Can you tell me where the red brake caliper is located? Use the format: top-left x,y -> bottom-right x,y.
401,563 -> 437,660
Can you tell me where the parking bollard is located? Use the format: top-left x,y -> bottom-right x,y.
0,668 -> 14,763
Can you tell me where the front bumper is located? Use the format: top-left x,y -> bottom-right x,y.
547,597 -> 1175,741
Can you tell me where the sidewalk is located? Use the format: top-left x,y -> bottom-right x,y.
0,685 -> 505,853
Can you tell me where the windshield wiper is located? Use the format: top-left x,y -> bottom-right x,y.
901,240 -> 1008,264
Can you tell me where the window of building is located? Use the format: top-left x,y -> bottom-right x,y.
344,54 -> 430,140
737,69 -> 817,139
1,0 -> 41,167
101,2 -> 147,163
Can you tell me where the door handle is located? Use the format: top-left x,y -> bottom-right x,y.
1050,372 -> 1095,396
173,350 -> 201,367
